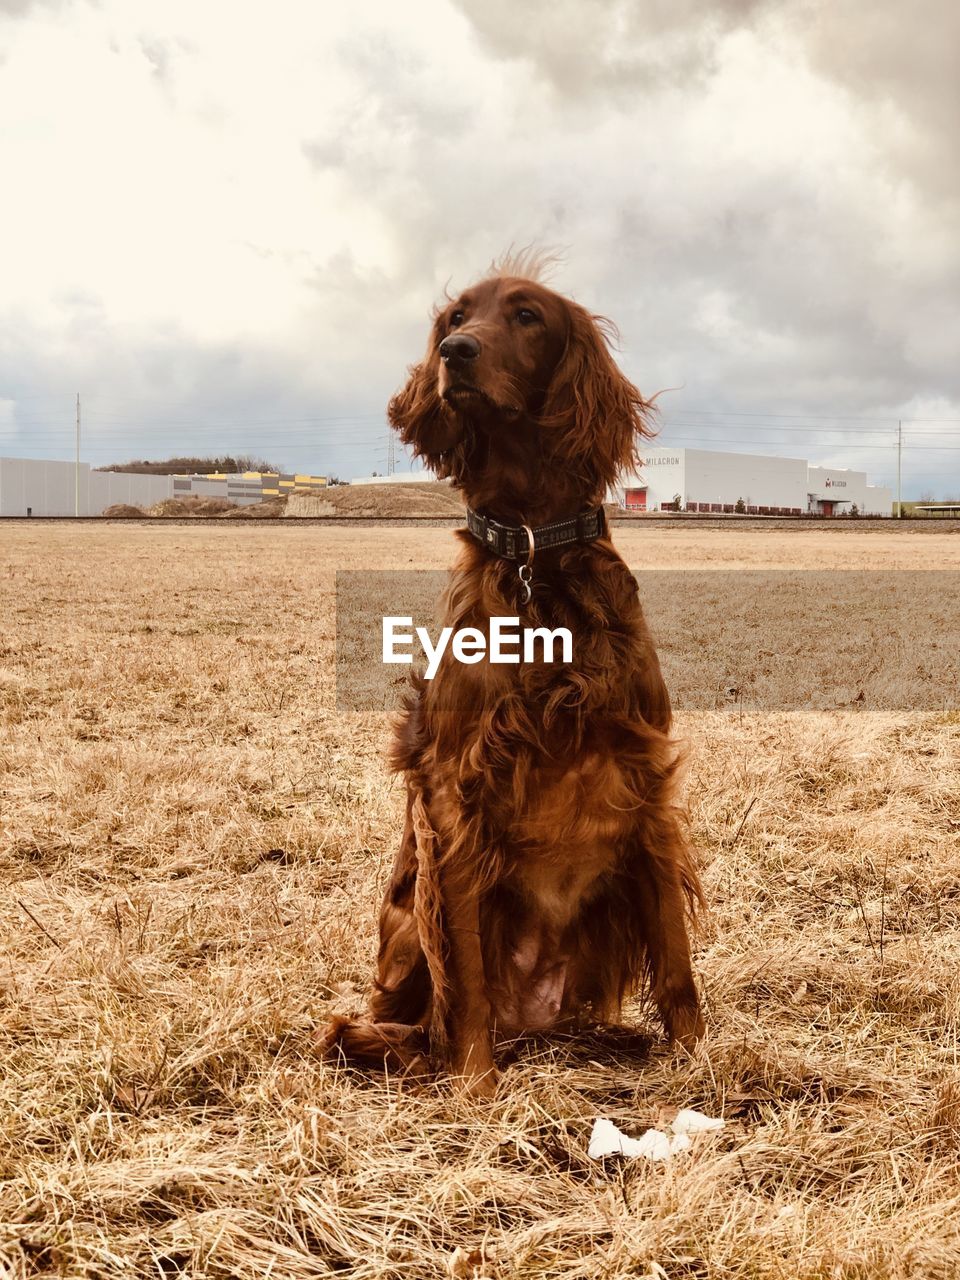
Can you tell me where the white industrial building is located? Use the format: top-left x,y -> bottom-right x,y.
3,450 -> 893,517
0,457 -> 327,515
0,457 -> 174,516
349,472 -> 443,485
614,447 -> 893,516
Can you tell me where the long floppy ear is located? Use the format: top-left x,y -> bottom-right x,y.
387,312 -> 463,477
540,301 -> 655,489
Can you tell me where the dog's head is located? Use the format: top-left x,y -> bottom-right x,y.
388,269 -> 655,518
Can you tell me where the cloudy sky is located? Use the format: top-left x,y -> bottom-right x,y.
1,0 -> 957,494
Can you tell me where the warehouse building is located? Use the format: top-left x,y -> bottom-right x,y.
0,457 -> 326,515
171,471 -> 327,503
349,472 -> 443,485
0,457 -> 174,516
3,451 -> 892,517
615,447 -> 893,516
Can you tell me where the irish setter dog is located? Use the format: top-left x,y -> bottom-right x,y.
323,263 -> 704,1096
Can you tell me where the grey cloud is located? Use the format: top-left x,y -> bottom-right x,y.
801,4 -> 960,209
452,0 -> 959,209
301,136 -> 349,172
311,2 -> 958,463
0,0 -> 85,16
449,0 -> 773,98
302,32 -> 472,194
138,36 -> 175,85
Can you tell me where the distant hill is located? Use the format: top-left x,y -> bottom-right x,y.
96,455 -> 283,476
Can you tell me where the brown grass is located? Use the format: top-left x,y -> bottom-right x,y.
101,503 -> 147,519
224,498 -> 288,519
286,482 -> 465,519
147,496 -> 239,517
1,523 -> 959,1278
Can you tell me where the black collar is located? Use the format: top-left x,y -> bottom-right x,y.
465,505 -> 606,561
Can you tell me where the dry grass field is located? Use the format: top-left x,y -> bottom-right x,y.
286,482 -> 465,519
1,521 -> 959,1279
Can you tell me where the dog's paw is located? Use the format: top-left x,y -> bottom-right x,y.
453,1065 -> 499,1099
668,1007 -> 706,1053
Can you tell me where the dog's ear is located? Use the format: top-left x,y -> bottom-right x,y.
388,311 -> 463,476
540,301 -> 654,488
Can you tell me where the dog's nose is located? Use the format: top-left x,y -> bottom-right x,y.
439,333 -> 480,365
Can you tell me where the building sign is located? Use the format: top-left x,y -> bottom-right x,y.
641,456 -> 681,466
824,478 -> 847,488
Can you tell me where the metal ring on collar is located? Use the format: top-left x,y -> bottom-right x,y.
521,523 -> 535,567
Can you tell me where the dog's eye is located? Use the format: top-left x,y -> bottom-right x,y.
449,310 -> 465,327
516,308 -> 540,326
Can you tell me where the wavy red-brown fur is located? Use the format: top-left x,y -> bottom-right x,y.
321,269 -> 704,1095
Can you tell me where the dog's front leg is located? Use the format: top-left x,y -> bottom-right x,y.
438,859 -> 497,1097
635,854 -> 705,1051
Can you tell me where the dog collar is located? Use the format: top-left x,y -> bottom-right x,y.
465,506 -> 606,562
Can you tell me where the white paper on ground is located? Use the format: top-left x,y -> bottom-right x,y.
632,1128 -> 674,1160
588,1117 -> 660,1159
671,1108 -> 726,1136
588,1109 -> 723,1161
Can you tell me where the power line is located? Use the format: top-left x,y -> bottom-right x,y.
4,416 -> 956,439
16,388 -> 956,423
664,408 -> 960,425
0,413 -> 387,429
20,424 -> 960,445
4,401 -> 958,429
71,394 -> 960,425
5,424 -> 957,445
660,422 -> 920,437
650,438 -> 960,452
0,442 -> 884,456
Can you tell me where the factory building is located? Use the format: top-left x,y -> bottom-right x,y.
0,457 -> 174,516
349,472 -> 442,485
3,451 -> 893,517
171,471 -> 327,503
0,458 -> 326,515
615,447 -> 893,516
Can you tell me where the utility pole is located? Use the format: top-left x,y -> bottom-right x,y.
75,393 -> 81,517
387,429 -> 395,476
897,419 -> 902,518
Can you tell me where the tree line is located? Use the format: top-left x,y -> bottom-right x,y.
96,455 -> 284,476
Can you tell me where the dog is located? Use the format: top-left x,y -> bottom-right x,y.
322,260 -> 704,1096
